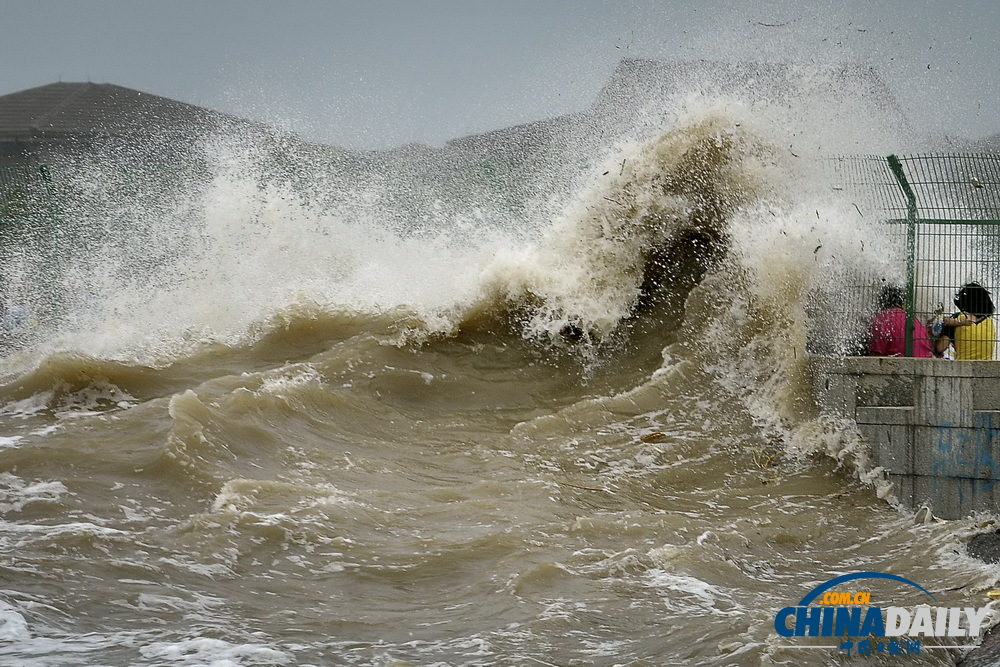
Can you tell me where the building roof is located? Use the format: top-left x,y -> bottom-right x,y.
0,82 -> 241,140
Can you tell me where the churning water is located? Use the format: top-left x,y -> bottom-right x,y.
1,63 -> 998,666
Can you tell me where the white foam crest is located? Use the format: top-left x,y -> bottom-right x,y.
139,637 -> 294,666
58,382 -> 136,418
479,112 -> 767,340
0,599 -> 31,642
0,629 -> 160,665
641,569 -> 740,617
156,556 -> 235,580
730,198 -> 898,304
248,363 -> 326,399
0,520 -> 126,540
693,198 -> 896,423
0,392 -> 55,418
475,66 -> 912,343
6,63 -> 922,365
0,435 -> 23,449
209,478 -> 360,516
33,134 -> 520,361
135,592 -> 226,615
0,473 -> 69,513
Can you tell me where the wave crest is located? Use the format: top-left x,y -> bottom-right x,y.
475,115 -> 771,342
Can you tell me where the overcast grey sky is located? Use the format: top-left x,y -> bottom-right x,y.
2,0 -> 998,149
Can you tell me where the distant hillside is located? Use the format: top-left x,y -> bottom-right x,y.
432,58 -> 921,165
3,62 -> 997,229
0,82 -> 274,163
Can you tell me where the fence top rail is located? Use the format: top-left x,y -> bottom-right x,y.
888,153 -> 1000,216
884,217 -> 1000,226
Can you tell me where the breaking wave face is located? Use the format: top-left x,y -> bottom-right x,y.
2,64 -> 996,666
0,63 -> 911,364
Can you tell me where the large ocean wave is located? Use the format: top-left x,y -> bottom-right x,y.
0,63 -> 995,666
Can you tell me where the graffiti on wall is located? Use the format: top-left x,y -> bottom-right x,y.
932,412 -> 1000,501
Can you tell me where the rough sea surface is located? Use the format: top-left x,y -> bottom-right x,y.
1,67 -> 999,665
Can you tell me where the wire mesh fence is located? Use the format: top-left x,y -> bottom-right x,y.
817,153 -> 1000,359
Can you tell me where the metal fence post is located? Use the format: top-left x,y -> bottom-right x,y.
887,154 -> 918,357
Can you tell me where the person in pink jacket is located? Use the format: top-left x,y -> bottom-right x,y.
868,285 -> 933,358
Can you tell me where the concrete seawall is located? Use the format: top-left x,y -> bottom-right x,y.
811,356 -> 1000,519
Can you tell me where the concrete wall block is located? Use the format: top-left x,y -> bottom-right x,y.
912,424 -> 997,479
928,361 -> 978,379
810,354 -> 1000,518
857,373 -> 912,407
856,406 -> 912,425
846,356 -> 918,376
814,372 -> 857,418
915,375 -> 972,427
912,419 -> 1000,484
912,474 -> 1000,520
971,412 -> 1000,487
888,473 -> 915,510
860,422 -> 913,474
974,378 -> 1000,411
